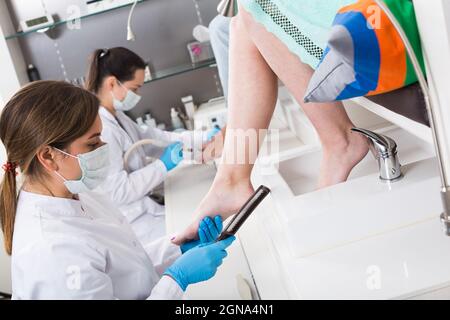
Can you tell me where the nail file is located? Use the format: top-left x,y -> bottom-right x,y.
216,185 -> 271,241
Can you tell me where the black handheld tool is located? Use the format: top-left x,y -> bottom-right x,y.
216,185 -> 271,241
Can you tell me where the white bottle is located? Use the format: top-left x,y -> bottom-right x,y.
136,117 -> 148,131
181,95 -> 196,119
145,113 -> 157,129
171,108 -> 184,130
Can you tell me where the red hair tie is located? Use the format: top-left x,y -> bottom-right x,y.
2,162 -> 17,173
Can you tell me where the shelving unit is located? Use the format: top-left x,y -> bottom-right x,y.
71,59 -> 217,88
0,0 -> 219,112
145,59 -> 217,85
5,0 -> 148,40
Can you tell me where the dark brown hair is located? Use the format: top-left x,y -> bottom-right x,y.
0,81 -> 99,255
85,47 -> 146,93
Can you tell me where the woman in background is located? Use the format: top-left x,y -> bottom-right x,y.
85,47 -> 222,244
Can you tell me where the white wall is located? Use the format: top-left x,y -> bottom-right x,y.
0,0 -> 27,102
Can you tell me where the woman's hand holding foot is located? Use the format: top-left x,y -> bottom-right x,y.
172,178 -> 254,245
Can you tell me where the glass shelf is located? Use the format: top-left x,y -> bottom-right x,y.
70,59 -> 217,86
145,59 -> 217,84
5,0 -> 147,40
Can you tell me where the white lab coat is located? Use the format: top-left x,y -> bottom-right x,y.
11,190 -> 184,300
97,107 -> 206,244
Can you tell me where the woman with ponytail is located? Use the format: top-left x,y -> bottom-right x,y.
85,47 -> 223,244
0,81 -> 233,299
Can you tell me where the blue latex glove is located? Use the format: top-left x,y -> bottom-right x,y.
180,216 -> 223,253
164,236 -> 235,291
206,126 -> 221,142
160,142 -> 183,171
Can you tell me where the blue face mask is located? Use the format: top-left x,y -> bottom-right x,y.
54,144 -> 111,194
111,80 -> 141,112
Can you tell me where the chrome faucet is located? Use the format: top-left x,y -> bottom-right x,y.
351,128 -> 402,182
217,0 -> 238,17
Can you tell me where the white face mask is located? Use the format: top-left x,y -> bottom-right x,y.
54,144 -> 111,194
111,80 -> 141,112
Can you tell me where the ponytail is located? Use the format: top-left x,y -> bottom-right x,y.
85,49 -> 107,93
0,162 -> 18,255
85,47 -> 146,94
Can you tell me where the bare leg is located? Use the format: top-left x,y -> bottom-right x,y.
241,9 -> 369,188
173,11 -> 277,243
173,8 -> 368,244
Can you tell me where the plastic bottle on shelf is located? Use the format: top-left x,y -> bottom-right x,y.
136,117 -> 148,131
171,108 -> 184,130
27,64 -> 41,82
145,113 -> 157,129
181,95 -> 196,120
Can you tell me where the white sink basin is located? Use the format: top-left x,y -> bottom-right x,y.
258,125 -> 440,257
278,125 -> 434,197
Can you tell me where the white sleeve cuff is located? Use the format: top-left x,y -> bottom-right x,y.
148,276 -> 185,300
152,159 -> 168,176
142,237 -> 182,276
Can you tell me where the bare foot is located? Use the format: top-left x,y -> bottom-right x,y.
172,178 -> 254,245
317,129 -> 369,189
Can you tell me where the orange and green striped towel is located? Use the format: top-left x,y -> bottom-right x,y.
304,0 -> 426,103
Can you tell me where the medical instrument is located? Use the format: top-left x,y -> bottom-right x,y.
193,97 -> 227,130
123,139 -> 167,172
217,185 -> 271,241
124,139 -> 183,172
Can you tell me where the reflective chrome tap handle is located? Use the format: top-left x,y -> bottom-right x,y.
351,127 -> 397,157
217,0 -> 238,17
351,128 -> 402,182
